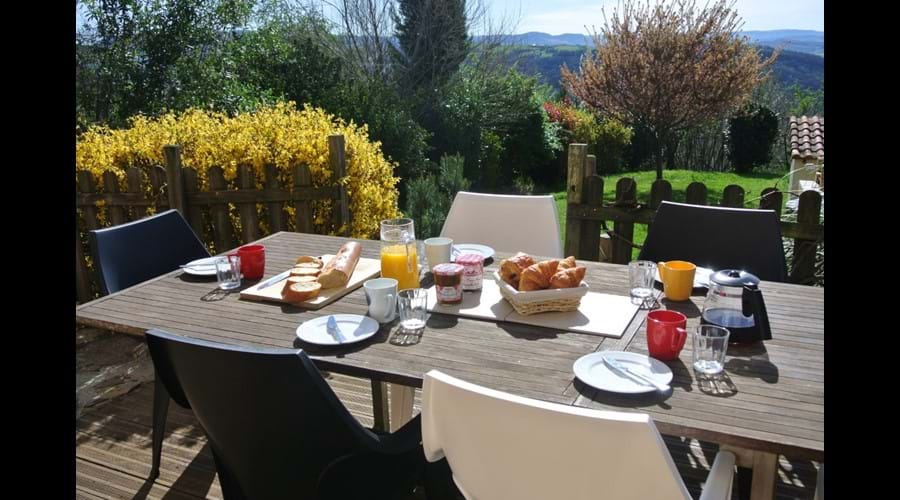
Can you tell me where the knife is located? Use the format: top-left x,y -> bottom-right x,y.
326,316 -> 344,344
256,270 -> 291,290
602,356 -> 669,391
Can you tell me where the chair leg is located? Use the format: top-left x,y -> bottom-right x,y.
150,377 -> 171,480
736,466 -> 752,500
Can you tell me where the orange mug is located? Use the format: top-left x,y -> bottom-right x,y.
657,261 -> 696,301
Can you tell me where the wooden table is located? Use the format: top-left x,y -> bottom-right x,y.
76,232 -> 823,500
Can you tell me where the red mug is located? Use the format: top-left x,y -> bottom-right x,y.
646,310 -> 688,361
236,244 -> 266,280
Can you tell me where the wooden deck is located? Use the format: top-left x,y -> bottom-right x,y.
77,375 -> 821,499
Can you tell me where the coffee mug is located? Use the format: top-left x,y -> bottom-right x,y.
657,260 -> 696,301
424,237 -> 453,271
364,278 -> 398,323
646,309 -> 688,361
237,244 -> 266,280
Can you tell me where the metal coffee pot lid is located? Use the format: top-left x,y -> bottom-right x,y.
710,269 -> 760,287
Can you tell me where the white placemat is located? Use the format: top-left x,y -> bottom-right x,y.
426,279 -> 639,339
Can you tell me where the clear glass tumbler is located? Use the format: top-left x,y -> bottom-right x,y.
398,288 -> 428,331
215,255 -> 241,290
628,260 -> 657,307
692,324 -> 730,376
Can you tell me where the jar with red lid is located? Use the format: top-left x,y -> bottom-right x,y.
455,253 -> 484,291
433,263 -> 464,304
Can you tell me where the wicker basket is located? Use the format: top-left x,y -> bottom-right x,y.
493,271 -> 589,315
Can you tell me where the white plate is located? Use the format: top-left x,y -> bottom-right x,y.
573,351 -> 673,394
296,314 -> 380,346
181,257 -> 220,276
655,266 -> 714,288
452,244 -> 495,261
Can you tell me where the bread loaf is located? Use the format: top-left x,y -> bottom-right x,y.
281,281 -> 322,302
317,242 -> 362,289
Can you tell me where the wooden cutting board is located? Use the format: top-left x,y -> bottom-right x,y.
239,255 -> 380,309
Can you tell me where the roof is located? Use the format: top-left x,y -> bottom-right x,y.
790,115 -> 824,161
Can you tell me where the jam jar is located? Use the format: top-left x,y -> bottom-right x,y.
433,263 -> 464,304
455,253 -> 485,291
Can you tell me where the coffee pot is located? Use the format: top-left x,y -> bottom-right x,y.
700,270 -> 772,344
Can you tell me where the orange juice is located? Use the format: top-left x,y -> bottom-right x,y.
381,245 -> 420,290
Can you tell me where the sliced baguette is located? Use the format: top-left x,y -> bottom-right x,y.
290,267 -> 320,277
281,281 -> 322,303
295,255 -> 323,267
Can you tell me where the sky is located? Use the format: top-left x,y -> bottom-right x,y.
77,1 -> 825,35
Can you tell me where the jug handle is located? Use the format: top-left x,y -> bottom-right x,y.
657,262 -> 667,281
742,284 -> 773,341
671,326 -> 687,353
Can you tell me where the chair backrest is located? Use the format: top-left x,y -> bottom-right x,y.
637,201 -> 788,282
144,329 -> 378,500
440,192 -> 563,258
421,370 -> 690,500
89,210 -> 210,294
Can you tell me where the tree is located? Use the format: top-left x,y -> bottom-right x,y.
562,0 -> 777,179
393,0 -> 469,94
727,104 -> 779,173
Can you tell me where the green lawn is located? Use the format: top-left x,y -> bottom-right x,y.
554,169 -> 789,259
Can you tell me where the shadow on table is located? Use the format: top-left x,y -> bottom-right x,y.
660,298 -> 702,318
496,321 -> 564,341
725,342 -> 779,384
696,372 -> 739,397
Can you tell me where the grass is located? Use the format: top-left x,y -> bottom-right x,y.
553,169 -> 789,259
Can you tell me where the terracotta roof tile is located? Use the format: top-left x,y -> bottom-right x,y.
790,115 -> 824,161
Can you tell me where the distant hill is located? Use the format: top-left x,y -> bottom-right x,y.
484,29 -> 824,57
500,44 -> 823,91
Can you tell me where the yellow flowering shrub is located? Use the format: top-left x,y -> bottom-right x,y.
76,102 -> 401,239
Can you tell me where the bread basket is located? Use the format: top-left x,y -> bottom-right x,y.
493,271 -> 589,315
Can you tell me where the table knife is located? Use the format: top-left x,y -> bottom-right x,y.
256,270 -> 291,290
602,356 -> 669,391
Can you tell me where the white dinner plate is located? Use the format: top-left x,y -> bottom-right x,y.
452,244 -> 495,261
573,351 -> 673,394
655,266 -> 714,289
181,257 -> 220,276
296,314 -> 380,346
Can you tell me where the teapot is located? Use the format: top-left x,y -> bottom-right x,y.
700,270 -> 772,344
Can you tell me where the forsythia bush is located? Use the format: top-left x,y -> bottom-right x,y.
76,102 -> 401,239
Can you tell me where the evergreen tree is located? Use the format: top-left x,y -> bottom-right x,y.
393,0 -> 468,96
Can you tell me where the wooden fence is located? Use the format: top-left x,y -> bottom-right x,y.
563,143 -> 824,285
76,134 -> 350,303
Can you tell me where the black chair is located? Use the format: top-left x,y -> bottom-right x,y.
638,201 -> 789,282
144,329 -> 425,500
88,210 -> 211,479
88,209 -> 210,295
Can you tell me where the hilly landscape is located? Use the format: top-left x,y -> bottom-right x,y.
493,30 -> 824,91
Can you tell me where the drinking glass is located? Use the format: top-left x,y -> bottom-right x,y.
692,325 -> 730,376
628,260 -> 657,308
398,288 -> 428,331
215,255 -> 241,290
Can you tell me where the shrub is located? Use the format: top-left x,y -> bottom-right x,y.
404,154 -> 471,239
76,102 -> 401,239
544,99 -> 633,174
727,104 -> 779,173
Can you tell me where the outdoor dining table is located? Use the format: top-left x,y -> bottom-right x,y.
75,231 -> 823,500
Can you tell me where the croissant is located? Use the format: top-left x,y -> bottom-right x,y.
499,252 -> 535,289
519,260 -> 560,291
549,266 -> 586,289
558,256 -> 577,270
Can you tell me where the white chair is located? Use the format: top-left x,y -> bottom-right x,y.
440,191 -> 563,258
422,370 -> 735,500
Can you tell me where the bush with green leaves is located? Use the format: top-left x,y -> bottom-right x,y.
727,104 -> 779,173
404,154 -> 471,239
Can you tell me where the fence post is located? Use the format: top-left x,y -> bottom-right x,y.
790,191 -> 822,284
579,174 -> 604,261
293,164 -> 314,233
759,188 -> 783,216
163,145 -> 187,218
611,178 -> 637,264
685,182 -> 708,205
721,185 -> 745,207
126,166 -> 148,221
208,166 -> 235,253
564,144 -> 587,257
103,171 -> 126,226
76,224 -> 91,304
328,134 -> 350,236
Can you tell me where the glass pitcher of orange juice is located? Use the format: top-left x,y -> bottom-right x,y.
380,218 -> 420,290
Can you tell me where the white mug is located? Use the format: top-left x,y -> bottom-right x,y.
364,278 -> 398,323
424,237 -> 453,271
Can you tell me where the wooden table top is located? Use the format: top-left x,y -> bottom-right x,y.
76,231 -> 823,461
